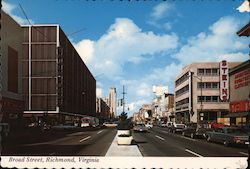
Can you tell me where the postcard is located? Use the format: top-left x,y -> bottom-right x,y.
0,0 -> 249,168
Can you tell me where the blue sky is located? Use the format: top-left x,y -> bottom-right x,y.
3,0 -> 249,117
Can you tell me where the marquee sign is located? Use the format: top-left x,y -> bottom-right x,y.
220,60 -> 229,101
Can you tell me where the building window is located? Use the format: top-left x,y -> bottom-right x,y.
198,96 -> 220,102
197,68 -> 219,76
197,82 -> 219,89
8,46 -> 18,93
175,85 -> 189,97
175,72 -> 189,86
212,69 -> 219,75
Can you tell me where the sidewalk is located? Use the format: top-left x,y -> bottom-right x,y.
105,133 -> 142,156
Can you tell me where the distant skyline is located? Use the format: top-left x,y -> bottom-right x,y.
3,0 -> 249,117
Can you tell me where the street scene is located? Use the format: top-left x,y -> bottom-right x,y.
0,0 -> 249,165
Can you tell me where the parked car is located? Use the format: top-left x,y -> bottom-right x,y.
169,123 -> 186,133
206,127 -> 249,146
145,123 -> 153,129
182,123 -> 213,139
160,123 -> 168,127
133,123 -> 148,132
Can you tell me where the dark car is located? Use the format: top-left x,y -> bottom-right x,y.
182,123 -> 213,139
133,124 -> 149,132
169,123 -> 186,134
206,127 -> 249,146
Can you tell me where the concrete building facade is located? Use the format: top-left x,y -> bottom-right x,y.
108,87 -> 117,118
96,97 -> 110,122
0,11 -> 24,127
21,25 -> 96,124
174,61 -> 241,124
227,60 -> 249,126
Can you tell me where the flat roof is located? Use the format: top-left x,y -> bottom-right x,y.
237,22 -> 250,37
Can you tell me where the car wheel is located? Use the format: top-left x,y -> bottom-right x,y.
190,133 -> 194,139
223,140 -> 229,147
207,136 -> 211,142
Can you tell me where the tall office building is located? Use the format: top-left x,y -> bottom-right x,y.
109,87 -> 117,118
21,24 -> 96,123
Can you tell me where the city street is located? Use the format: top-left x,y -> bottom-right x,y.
2,128 -> 116,156
2,126 -> 248,157
133,126 -> 249,157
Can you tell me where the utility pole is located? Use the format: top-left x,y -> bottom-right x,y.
122,85 -> 126,113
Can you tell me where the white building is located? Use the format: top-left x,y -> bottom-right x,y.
174,61 -> 241,124
108,87 -> 117,118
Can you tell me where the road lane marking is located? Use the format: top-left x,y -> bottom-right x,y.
97,130 -> 103,134
185,149 -> 203,157
239,152 -> 248,156
155,135 -> 165,141
181,136 -> 197,142
79,136 -> 91,142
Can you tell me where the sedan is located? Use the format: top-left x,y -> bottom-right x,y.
206,127 -> 249,146
133,124 -> 149,132
182,123 -> 213,139
169,123 -> 186,134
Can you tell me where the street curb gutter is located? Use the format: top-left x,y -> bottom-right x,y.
105,133 -> 142,156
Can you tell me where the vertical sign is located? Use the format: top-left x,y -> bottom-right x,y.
220,60 -> 229,101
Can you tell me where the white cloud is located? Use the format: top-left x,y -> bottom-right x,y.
96,88 -> 103,98
74,18 -> 179,79
2,1 -> 33,25
150,2 -> 172,20
173,16 -> 248,65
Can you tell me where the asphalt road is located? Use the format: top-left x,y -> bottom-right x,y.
2,128 -> 117,156
133,126 -> 249,157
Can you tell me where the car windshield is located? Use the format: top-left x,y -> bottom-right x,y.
227,128 -> 247,134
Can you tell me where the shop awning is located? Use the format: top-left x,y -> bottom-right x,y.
225,112 -> 249,118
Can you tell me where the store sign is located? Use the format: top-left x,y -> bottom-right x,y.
234,67 -> 250,90
230,100 -> 250,113
220,60 -> 229,101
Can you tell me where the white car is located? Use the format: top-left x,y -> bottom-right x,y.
145,123 -> 153,129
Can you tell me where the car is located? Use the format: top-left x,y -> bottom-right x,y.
145,123 -> 153,129
52,123 -> 78,130
103,122 -> 118,128
182,123 -> 213,139
133,123 -> 149,132
169,123 -> 186,134
205,127 -> 249,146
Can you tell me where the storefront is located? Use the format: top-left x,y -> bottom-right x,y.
228,60 -> 250,126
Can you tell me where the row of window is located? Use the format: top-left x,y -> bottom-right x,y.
198,68 -> 219,76
197,96 -> 220,102
197,82 -> 219,89
175,72 -> 189,86
175,85 -> 189,97
175,98 -> 189,107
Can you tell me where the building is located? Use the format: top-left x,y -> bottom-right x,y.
96,97 -> 110,123
174,61 -> 241,124
108,87 -> 117,118
133,104 -> 152,123
226,23 -> 250,126
227,60 -> 250,126
160,93 -> 175,122
0,11 -> 24,128
153,85 -> 168,97
21,25 -> 96,124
